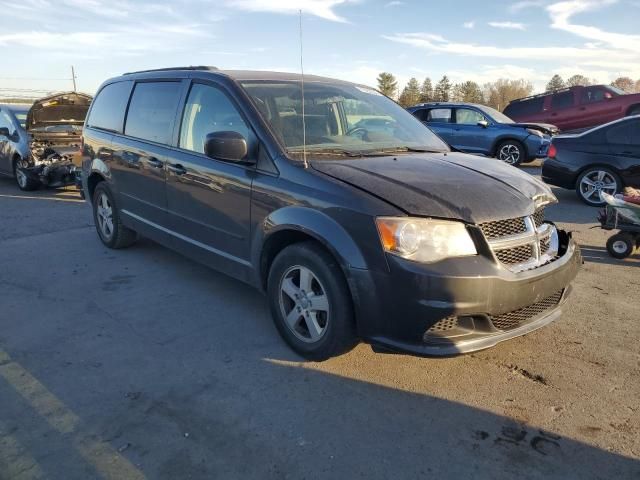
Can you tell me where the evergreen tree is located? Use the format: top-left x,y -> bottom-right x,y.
376,72 -> 398,98
398,78 -> 421,107
419,77 -> 433,103
433,75 -> 452,102
457,81 -> 484,103
546,74 -> 566,92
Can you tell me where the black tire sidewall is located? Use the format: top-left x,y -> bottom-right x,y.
267,242 -> 356,361
576,167 -> 621,206
606,233 -> 634,259
13,158 -> 38,191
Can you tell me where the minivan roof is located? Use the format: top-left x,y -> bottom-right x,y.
117,66 -> 359,86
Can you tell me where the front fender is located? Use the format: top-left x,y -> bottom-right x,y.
252,206 -> 370,283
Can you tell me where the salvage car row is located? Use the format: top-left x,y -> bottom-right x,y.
1,69 -> 637,360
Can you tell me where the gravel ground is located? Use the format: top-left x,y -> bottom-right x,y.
0,165 -> 638,480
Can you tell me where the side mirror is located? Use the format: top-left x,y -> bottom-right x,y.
0,127 -> 10,138
477,120 -> 489,128
204,131 -> 249,162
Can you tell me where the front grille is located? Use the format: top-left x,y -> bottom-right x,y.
540,236 -> 551,255
425,316 -> 458,333
495,245 -> 534,265
490,290 -> 564,331
480,217 -> 527,239
532,209 -> 545,228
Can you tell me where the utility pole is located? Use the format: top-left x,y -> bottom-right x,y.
71,66 -> 77,92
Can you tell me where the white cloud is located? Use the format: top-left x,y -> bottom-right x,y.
547,0 -> 640,51
385,0 -> 404,6
225,0 -> 353,22
488,21 -> 526,30
508,0 -> 547,13
463,21 -> 475,29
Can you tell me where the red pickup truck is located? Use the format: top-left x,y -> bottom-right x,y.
504,85 -> 640,132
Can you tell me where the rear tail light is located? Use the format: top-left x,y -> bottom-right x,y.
548,143 -> 557,159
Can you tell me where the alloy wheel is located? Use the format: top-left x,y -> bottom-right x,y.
278,265 -> 330,343
15,160 -> 28,189
611,240 -> 628,255
579,170 -> 618,204
498,144 -> 521,165
96,192 -> 114,240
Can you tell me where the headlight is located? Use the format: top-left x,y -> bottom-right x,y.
376,217 -> 477,263
526,128 -> 544,138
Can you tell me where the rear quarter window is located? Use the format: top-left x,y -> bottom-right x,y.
86,81 -> 133,133
504,97 -> 544,117
551,91 -> 575,110
124,82 -> 183,145
606,121 -> 640,145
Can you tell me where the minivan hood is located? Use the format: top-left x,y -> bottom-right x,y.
311,152 -> 552,224
26,92 -> 92,131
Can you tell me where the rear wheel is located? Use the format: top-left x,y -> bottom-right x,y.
496,140 -> 525,166
92,182 -> 137,249
13,157 -> 39,191
267,242 -> 357,361
576,167 -> 620,206
606,232 -> 635,259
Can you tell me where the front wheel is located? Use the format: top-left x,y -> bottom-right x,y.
606,232 -> 635,259
267,242 -> 357,361
576,167 -> 621,207
496,140 -> 524,166
13,158 -> 39,191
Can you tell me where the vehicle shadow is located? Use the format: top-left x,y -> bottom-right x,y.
580,244 -> 640,266
0,233 -> 638,479
0,176 -> 83,202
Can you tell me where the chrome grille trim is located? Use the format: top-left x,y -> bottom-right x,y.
482,209 -> 559,273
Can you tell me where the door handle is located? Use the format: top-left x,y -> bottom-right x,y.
579,107 -> 586,111
146,157 -> 163,168
167,163 -> 187,175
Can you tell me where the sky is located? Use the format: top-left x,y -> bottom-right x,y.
0,0 -> 638,97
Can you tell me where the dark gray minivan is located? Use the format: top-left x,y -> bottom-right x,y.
82,67 -> 581,360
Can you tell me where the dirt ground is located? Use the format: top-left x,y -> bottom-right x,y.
0,165 -> 638,480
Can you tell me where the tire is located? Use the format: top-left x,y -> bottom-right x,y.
92,182 -> 137,249
13,157 -> 39,191
627,106 -> 640,117
267,241 -> 357,361
495,140 -> 525,166
606,232 -> 635,259
576,167 -> 621,207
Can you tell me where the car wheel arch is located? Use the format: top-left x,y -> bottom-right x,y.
255,207 -> 370,289
626,104 -> 640,116
86,172 -> 107,203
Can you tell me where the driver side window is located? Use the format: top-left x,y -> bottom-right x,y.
0,111 -> 14,134
180,83 -> 254,155
455,109 -> 486,125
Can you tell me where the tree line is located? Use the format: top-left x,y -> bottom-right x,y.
377,73 -> 640,111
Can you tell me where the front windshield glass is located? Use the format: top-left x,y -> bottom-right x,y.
477,105 -> 514,124
240,80 -> 449,156
606,86 -> 625,96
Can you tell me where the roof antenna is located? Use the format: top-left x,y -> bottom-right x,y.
299,9 -> 308,168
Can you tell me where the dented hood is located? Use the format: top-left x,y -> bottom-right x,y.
311,152 -> 553,224
26,92 -> 92,130
510,122 -> 559,135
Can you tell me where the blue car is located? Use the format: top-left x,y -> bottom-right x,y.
407,103 -> 557,166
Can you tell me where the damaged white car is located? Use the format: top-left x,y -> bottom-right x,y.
14,92 -> 92,191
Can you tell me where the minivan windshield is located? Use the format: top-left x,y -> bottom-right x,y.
240,80 -> 449,157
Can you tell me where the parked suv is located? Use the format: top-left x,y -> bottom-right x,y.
82,67 -> 581,360
408,102 -> 556,166
504,85 -> 640,132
